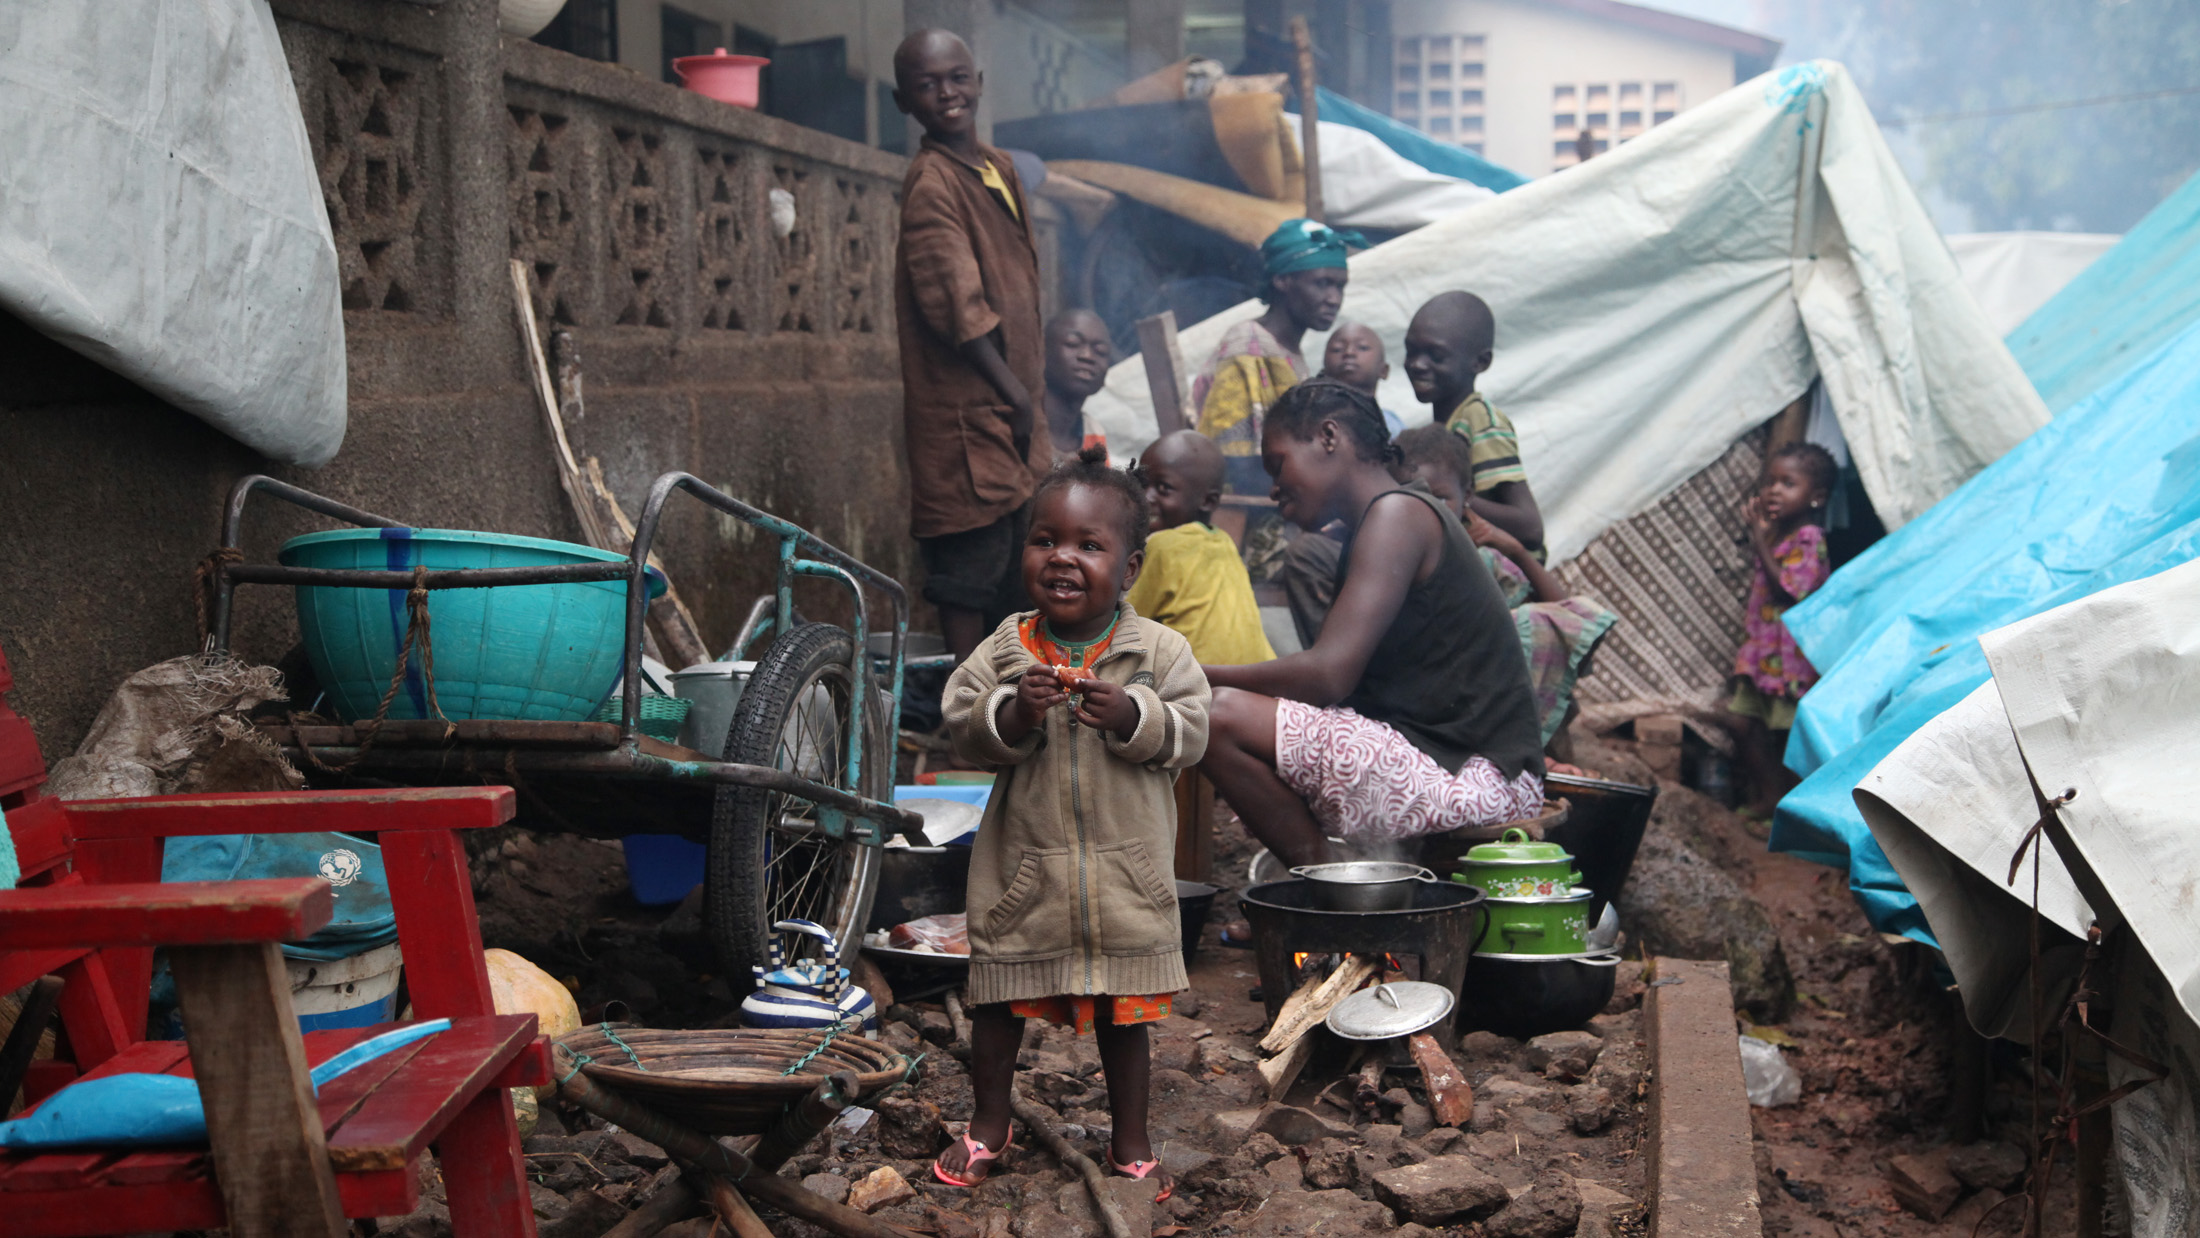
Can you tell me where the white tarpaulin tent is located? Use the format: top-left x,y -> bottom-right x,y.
1084,61 -> 2048,562
1856,558 -> 2200,1236
1281,114 -> 1498,232
1945,231 -> 2119,337
0,0 -> 345,466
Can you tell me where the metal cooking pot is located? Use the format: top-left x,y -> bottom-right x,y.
1453,827 -> 1582,899
1289,861 -> 1439,912
1474,886 -> 1596,956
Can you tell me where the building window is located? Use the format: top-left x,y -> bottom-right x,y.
1460,35 -> 1485,54
1619,82 -> 1643,101
1429,61 -> 1452,80
660,5 -> 720,85
1429,90 -> 1452,108
1464,142 -> 1484,155
1398,63 -> 1420,83
1555,140 -> 1576,158
1620,110 -> 1642,129
1586,84 -> 1610,102
1399,37 -> 1420,58
1461,62 -> 1484,79
533,0 -> 618,62
1653,110 -> 1676,125
1397,91 -> 1419,111
1654,82 -> 1680,104
1429,116 -> 1453,134
1429,36 -> 1452,57
1553,84 -> 1576,103
1586,111 -> 1608,128
1553,112 -> 1576,129
1461,90 -> 1483,106
1461,115 -> 1483,133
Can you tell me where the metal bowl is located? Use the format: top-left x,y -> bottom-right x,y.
1289,861 -> 1439,911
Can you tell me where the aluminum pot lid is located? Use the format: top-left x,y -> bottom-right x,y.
1463,827 -> 1573,865
1326,981 -> 1457,1040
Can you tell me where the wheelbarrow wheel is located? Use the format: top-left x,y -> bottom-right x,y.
706,621 -> 887,981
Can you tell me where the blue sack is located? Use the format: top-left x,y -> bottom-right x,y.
0,1019 -> 451,1150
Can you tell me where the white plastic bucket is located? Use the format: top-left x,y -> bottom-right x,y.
287,942 -> 403,1032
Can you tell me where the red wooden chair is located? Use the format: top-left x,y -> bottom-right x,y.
0,643 -> 549,1236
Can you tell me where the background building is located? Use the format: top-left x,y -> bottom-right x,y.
1385,0 -> 1778,174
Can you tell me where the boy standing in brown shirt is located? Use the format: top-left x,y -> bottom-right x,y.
892,29 -> 1047,662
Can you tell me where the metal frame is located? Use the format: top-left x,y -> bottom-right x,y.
210,474 -> 921,843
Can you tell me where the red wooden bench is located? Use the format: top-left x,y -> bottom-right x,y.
0,643 -> 548,1236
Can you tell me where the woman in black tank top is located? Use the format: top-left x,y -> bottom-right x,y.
1198,380 -> 1544,868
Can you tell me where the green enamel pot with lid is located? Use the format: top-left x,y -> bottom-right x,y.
1472,887 -> 1598,957
1451,827 -> 1581,900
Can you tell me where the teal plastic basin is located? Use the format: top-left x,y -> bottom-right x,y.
280,528 -> 665,723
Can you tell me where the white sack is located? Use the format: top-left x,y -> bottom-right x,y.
0,1 -> 346,465
1086,62 -> 2046,562
1281,114 -> 1497,232
1945,231 -> 2119,337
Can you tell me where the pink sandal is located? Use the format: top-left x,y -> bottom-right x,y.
933,1130 -> 1013,1187
1111,1155 -> 1173,1202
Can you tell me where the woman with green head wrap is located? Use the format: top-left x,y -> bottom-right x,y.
1192,219 -> 1363,496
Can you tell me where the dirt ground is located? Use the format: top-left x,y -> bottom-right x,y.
420,723 -> 2076,1237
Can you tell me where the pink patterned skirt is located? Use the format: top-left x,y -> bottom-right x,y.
1275,700 -> 1544,842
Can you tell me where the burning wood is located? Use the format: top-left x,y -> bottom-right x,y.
1256,953 -> 1383,1100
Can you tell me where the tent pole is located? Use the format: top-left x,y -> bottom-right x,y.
1291,17 -> 1324,223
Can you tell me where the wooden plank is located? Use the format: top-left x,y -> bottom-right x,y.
169,941 -> 348,1238
62,786 -> 517,839
1172,769 -> 1215,883
257,719 -> 626,751
336,1164 -> 420,1218
1259,954 -> 1380,1053
0,1182 -> 225,1235
1,1152 -> 122,1191
102,1149 -> 210,1186
1135,311 -> 1192,436
1290,16 -> 1323,222
379,831 -> 497,1019
0,879 -> 332,949
324,1014 -> 537,1172
1407,1032 -> 1474,1127
307,1027 -> 429,1134
3,798 -> 69,880
0,946 -> 86,998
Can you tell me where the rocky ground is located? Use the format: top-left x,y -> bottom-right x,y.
359,724 -> 2072,1237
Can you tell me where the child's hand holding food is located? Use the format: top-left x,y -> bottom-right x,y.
1072,676 -> 1140,739
1003,665 -> 1068,738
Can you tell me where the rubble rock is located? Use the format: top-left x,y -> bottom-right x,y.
607,1130 -> 671,1169
1618,794 -> 1795,1020
919,1010 -> 955,1045
1483,1169 -> 1582,1238
803,1173 -> 851,1206
1569,1084 -> 1618,1134
876,1097 -> 946,1159
1396,1101 -> 1436,1139
1263,1156 -> 1309,1193
1243,1131 -> 1291,1166
923,1202 -> 981,1238
1457,1031 -> 1524,1063
849,1165 -> 918,1213
1302,1138 -> 1358,1189
1199,1106 -> 1265,1148
1419,1127 -> 1469,1156
1055,1176 -> 1160,1238
1887,1150 -> 1962,1221
1252,1102 -> 1352,1147
1947,1140 -> 2027,1192
883,1021 -> 924,1055
1479,1076 -> 1564,1112
1151,1033 -> 1199,1074
1232,1188 -> 1399,1238
1509,1109 -> 1570,1139
1150,1066 -> 1204,1102
376,1198 -> 452,1238
1524,1030 -> 1603,1081
1371,1155 -> 1512,1224
539,1188 -> 627,1238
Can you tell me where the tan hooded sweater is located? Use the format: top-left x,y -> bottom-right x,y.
943,607 -> 1211,1006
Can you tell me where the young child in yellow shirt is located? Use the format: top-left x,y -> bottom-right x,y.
1125,431 -> 1277,665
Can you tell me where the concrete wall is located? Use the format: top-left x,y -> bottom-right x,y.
1389,0 -> 1738,175
0,0 -> 918,763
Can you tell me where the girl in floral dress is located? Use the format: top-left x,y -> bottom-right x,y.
1730,442 -> 1837,817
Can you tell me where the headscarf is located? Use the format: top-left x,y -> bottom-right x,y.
1259,218 -> 1366,284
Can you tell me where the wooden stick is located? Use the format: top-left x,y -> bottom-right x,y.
1290,17 -> 1323,223
1259,954 -> 1379,1053
1408,1032 -> 1474,1127
598,1174 -> 702,1238
511,259 -> 611,553
1259,1032 -> 1318,1100
944,989 -> 973,1049
1353,1052 -> 1387,1120
703,1173 -> 777,1238
1011,1092 -> 1137,1238
1135,311 -> 1191,436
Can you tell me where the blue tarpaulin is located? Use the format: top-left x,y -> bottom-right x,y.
1292,87 -> 1529,194
1772,316 -> 2200,939
2004,169 -> 2200,416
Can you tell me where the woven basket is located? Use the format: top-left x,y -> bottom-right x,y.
556,1024 -> 912,1136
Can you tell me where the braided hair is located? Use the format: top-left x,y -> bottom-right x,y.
1032,444 -> 1152,547
1265,377 -> 1401,468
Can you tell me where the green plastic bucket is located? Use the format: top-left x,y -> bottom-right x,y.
280,528 -> 665,723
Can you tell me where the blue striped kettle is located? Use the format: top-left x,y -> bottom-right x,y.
740,919 -> 878,1036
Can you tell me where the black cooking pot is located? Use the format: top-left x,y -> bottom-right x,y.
1458,953 -> 1619,1040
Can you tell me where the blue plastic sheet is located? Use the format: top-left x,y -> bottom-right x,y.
1773,318 -> 2200,937
162,831 -> 396,961
1291,87 -> 1529,194
2004,168 -> 2200,416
